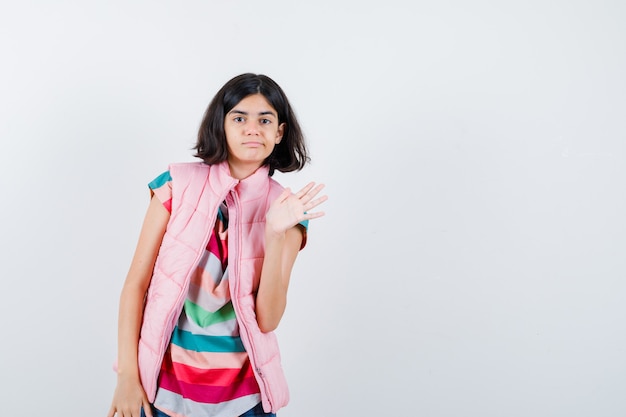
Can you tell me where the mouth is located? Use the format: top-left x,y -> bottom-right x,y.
242,141 -> 263,148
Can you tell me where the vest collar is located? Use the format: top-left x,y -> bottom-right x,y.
212,161 -> 271,202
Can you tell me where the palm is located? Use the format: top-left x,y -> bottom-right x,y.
266,182 -> 327,234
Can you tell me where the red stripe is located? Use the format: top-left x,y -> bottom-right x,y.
206,224 -> 228,268
161,355 -> 256,386
163,198 -> 172,213
158,368 -> 260,403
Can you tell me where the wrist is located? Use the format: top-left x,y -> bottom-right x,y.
265,224 -> 286,241
116,366 -> 140,381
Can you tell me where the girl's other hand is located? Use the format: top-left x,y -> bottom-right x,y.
107,376 -> 152,417
266,182 -> 327,235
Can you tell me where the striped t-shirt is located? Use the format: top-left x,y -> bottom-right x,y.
148,171 -> 262,417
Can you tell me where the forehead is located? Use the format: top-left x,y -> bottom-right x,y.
229,94 -> 276,114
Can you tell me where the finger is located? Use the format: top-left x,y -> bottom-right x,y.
298,183 -> 325,205
304,210 -> 326,219
305,183 -> 325,199
294,182 -> 316,198
143,400 -> 153,417
304,194 -> 328,211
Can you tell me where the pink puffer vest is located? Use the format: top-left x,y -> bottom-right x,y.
137,161 -> 289,412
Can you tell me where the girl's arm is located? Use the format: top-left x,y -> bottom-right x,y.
255,226 -> 303,333
256,182 -> 327,333
108,195 -> 170,417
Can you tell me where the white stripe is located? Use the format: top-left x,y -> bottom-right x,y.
195,249 -> 227,284
187,281 -> 230,312
178,313 -> 239,337
154,389 -> 260,417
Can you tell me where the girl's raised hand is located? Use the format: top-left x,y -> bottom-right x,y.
266,182 -> 327,235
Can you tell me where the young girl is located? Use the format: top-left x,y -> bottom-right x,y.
107,73 -> 327,417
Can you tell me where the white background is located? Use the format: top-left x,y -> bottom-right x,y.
1,1 -> 625,416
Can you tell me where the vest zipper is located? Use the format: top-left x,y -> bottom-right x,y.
227,188 -> 274,411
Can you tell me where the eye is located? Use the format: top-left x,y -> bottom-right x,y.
260,118 -> 272,125
233,116 -> 245,123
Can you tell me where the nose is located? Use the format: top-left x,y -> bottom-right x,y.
245,121 -> 260,135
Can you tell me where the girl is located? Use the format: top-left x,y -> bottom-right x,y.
107,73 -> 327,417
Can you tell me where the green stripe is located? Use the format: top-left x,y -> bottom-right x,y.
170,327 -> 245,352
184,299 -> 236,328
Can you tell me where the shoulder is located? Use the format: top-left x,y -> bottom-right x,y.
168,161 -> 211,176
268,176 -> 286,194
167,162 -> 219,185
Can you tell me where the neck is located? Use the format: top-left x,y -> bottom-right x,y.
227,161 -> 264,180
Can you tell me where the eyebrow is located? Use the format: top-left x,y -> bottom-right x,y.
228,109 -> 277,117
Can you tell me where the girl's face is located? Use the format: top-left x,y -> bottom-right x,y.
224,93 -> 285,179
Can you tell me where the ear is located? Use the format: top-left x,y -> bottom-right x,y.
275,122 -> 285,144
